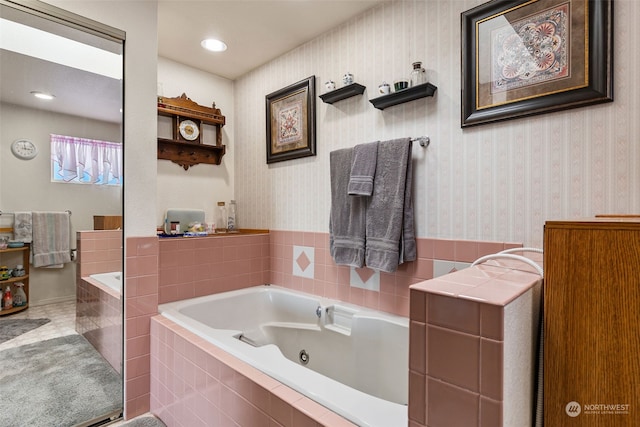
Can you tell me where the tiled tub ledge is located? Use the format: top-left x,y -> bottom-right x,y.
408,257 -> 543,427
150,315 -> 357,427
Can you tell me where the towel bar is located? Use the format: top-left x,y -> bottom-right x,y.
411,136 -> 430,147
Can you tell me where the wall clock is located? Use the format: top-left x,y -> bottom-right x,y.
178,118 -> 201,142
11,139 -> 38,160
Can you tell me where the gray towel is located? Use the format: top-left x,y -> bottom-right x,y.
365,138 -> 416,272
32,211 -> 71,268
13,212 -> 32,243
329,148 -> 366,268
348,141 -> 379,196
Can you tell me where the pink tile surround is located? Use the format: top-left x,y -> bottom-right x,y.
150,315 -> 357,427
122,230 -> 523,423
408,255 -> 543,427
76,230 -> 123,373
77,277 -> 122,373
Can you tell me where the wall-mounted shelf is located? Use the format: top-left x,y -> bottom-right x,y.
157,138 -> 226,169
369,82 -> 437,110
157,93 -> 226,170
319,83 -> 366,104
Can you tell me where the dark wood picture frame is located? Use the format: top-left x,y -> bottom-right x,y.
461,0 -> 613,128
266,76 -> 316,163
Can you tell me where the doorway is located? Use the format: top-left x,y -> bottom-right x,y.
0,0 -> 124,425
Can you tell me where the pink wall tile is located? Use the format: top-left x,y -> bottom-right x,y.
428,293 -> 480,335
428,326 -> 479,392
150,316 -> 354,427
427,378 -> 479,427
122,231 -> 522,425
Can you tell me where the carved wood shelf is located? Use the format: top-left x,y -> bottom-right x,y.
369,82 -> 437,110
319,83 -> 366,104
157,93 -> 226,169
157,138 -> 225,169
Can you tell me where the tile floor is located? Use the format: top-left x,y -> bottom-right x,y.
0,299 -> 77,351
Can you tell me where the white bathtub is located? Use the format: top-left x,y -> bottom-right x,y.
88,271 -> 122,295
158,285 -> 408,427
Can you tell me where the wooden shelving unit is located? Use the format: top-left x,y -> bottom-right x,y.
157,93 -> 226,170
0,244 -> 30,316
369,82 -> 437,110
319,83 -> 366,104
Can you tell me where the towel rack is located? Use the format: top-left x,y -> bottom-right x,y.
0,210 -> 72,216
411,136 -> 430,148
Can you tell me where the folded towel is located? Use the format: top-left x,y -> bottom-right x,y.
329,148 -> 366,268
348,141 -> 379,196
31,211 -> 72,268
365,138 -> 417,272
13,212 -> 32,243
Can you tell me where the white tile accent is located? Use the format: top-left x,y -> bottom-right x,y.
350,267 -> 380,292
433,259 -> 456,279
292,245 -> 314,279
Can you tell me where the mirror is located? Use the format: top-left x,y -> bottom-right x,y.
0,1 -> 124,425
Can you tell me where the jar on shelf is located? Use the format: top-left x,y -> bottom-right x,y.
227,200 -> 237,232
216,202 -> 227,233
409,61 -> 426,87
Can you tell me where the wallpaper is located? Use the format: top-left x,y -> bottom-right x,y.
234,0 -> 640,248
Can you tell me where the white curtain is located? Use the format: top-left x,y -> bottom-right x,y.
51,134 -> 122,185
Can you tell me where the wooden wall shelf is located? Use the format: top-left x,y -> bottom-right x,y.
319,83 -> 366,104
157,93 -> 226,169
369,82 -> 437,110
158,138 -> 225,169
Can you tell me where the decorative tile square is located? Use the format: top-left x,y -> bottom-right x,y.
350,267 -> 379,291
433,259 -> 457,278
293,246 -> 314,279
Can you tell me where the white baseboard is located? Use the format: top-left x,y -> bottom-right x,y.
30,295 -> 75,307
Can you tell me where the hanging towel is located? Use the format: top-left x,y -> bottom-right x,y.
329,148 -> 367,268
13,212 -> 32,243
364,138 -> 417,272
347,141 -> 379,196
31,212 -> 71,268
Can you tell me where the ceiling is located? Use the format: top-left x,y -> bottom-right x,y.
158,0 -> 385,80
0,0 -> 385,124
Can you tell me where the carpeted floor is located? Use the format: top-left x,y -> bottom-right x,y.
0,334 -> 122,427
0,318 -> 50,344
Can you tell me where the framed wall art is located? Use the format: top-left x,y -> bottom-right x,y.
461,0 -> 613,128
266,76 -> 316,163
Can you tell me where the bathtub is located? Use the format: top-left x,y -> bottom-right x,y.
88,271 -> 122,295
158,285 -> 408,427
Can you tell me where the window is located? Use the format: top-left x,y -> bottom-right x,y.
51,134 -> 122,185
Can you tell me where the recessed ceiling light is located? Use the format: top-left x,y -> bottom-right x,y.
31,91 -> 55,100
201,38 -> 227,52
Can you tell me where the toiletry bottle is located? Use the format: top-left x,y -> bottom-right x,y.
13,283 -> 26,307
3,285 -> 13,309
227,200 -> 237,232
216,202 -> 227,233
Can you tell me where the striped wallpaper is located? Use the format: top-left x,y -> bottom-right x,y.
234,0 -> 640,248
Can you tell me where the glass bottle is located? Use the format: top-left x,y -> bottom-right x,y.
409,61 -> 426,87
216,202 -> 227,233
227,200 -> 237,232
